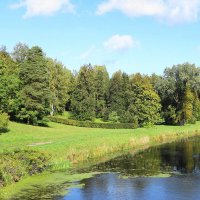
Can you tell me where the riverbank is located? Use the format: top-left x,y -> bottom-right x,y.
1,121 -> 200,199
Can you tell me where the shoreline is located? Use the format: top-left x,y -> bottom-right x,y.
72,128 -> 200,171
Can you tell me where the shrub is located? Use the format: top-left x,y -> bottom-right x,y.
0,149 -> 51,187
48,116 -> 138,129
0,112 -> 9,133
108,111 -> 120,123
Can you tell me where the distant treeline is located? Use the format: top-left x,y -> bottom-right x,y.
0,43 -> 200,127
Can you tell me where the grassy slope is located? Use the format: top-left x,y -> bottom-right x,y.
1,121 -> 200,166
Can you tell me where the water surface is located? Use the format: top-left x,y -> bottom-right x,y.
64,137 -> 200,200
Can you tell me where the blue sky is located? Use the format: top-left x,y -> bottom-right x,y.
1,0 -> 200,75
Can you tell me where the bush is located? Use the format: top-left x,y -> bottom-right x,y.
0,149 -> 51,187
0,112 -> 9,133
108,111 -> 120,123
37,117 -> 50,127
48,116 -> 138,129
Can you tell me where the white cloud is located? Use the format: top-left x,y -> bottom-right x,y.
104,35 -> 137,52
97,0 -> 165,16
10,0 -> 75,18
96,0 -> 200,23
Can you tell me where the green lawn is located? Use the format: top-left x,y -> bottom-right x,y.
54,111 -> 72,119
1,121 -> 200,166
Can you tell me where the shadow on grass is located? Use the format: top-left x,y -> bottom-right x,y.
0,128 -> 10,134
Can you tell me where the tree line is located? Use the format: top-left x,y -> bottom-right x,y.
1,43 -> 200,127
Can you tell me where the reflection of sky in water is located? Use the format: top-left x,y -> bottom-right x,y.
63,173 -> 200,200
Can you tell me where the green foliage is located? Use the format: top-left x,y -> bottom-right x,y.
182,86 -> 194,123
0,112 -> 9,132
128,74 -> 161,127
106,72 -> 161,127
0,149 -> 51,187
48,116 -> 137,129
71,65 -> 96,121
162,105 -> 178,125
155,63 -> 200,125
119,111 -> 139,126
18,46 -> 51,125
47,58 -> 73,116
108,111 -> 120,123
193,94 -> 200,121
0,49 -> 21,119
108,71 -> 129,115
94,66 -> 109,118
1,43 -> 200,128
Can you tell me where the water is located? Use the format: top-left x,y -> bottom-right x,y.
64,137 -> 200,200
64,174 -> 200,200
12,137 -> 200,200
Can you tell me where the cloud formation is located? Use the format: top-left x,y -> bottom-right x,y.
96,0 -> 200,23
104,35 -> 137,52
10,0 -> 75,18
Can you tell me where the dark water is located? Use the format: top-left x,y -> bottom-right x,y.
13,137 -> 200,200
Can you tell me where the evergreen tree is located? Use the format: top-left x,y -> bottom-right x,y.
108,71 -> 127,114
107,71 -> 131,122
18,46 -> 50,124
94,65 -> 109,118
71,64 -> 95,121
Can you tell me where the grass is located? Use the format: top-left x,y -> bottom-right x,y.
1,121 -> 200,166
54,111 -> 72,119
94,118 -> 108,123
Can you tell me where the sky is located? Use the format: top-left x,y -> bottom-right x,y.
1,0 -> 200,75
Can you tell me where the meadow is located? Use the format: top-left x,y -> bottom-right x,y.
1,121 -> 200,168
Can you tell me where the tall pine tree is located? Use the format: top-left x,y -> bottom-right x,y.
71,64 -> 96,121
94,65 -> 109,118
18,46 -> 50,124
108,71 -> 130,121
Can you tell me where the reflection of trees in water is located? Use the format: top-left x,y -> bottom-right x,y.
160,139 -> 200,173
90,148 -> 164,177
91,137 -> 200,176
78,173 -> 151,200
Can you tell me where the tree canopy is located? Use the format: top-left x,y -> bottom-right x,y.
1,43 -> 200,127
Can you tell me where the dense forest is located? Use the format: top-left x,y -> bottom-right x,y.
1,43 -> 200,128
